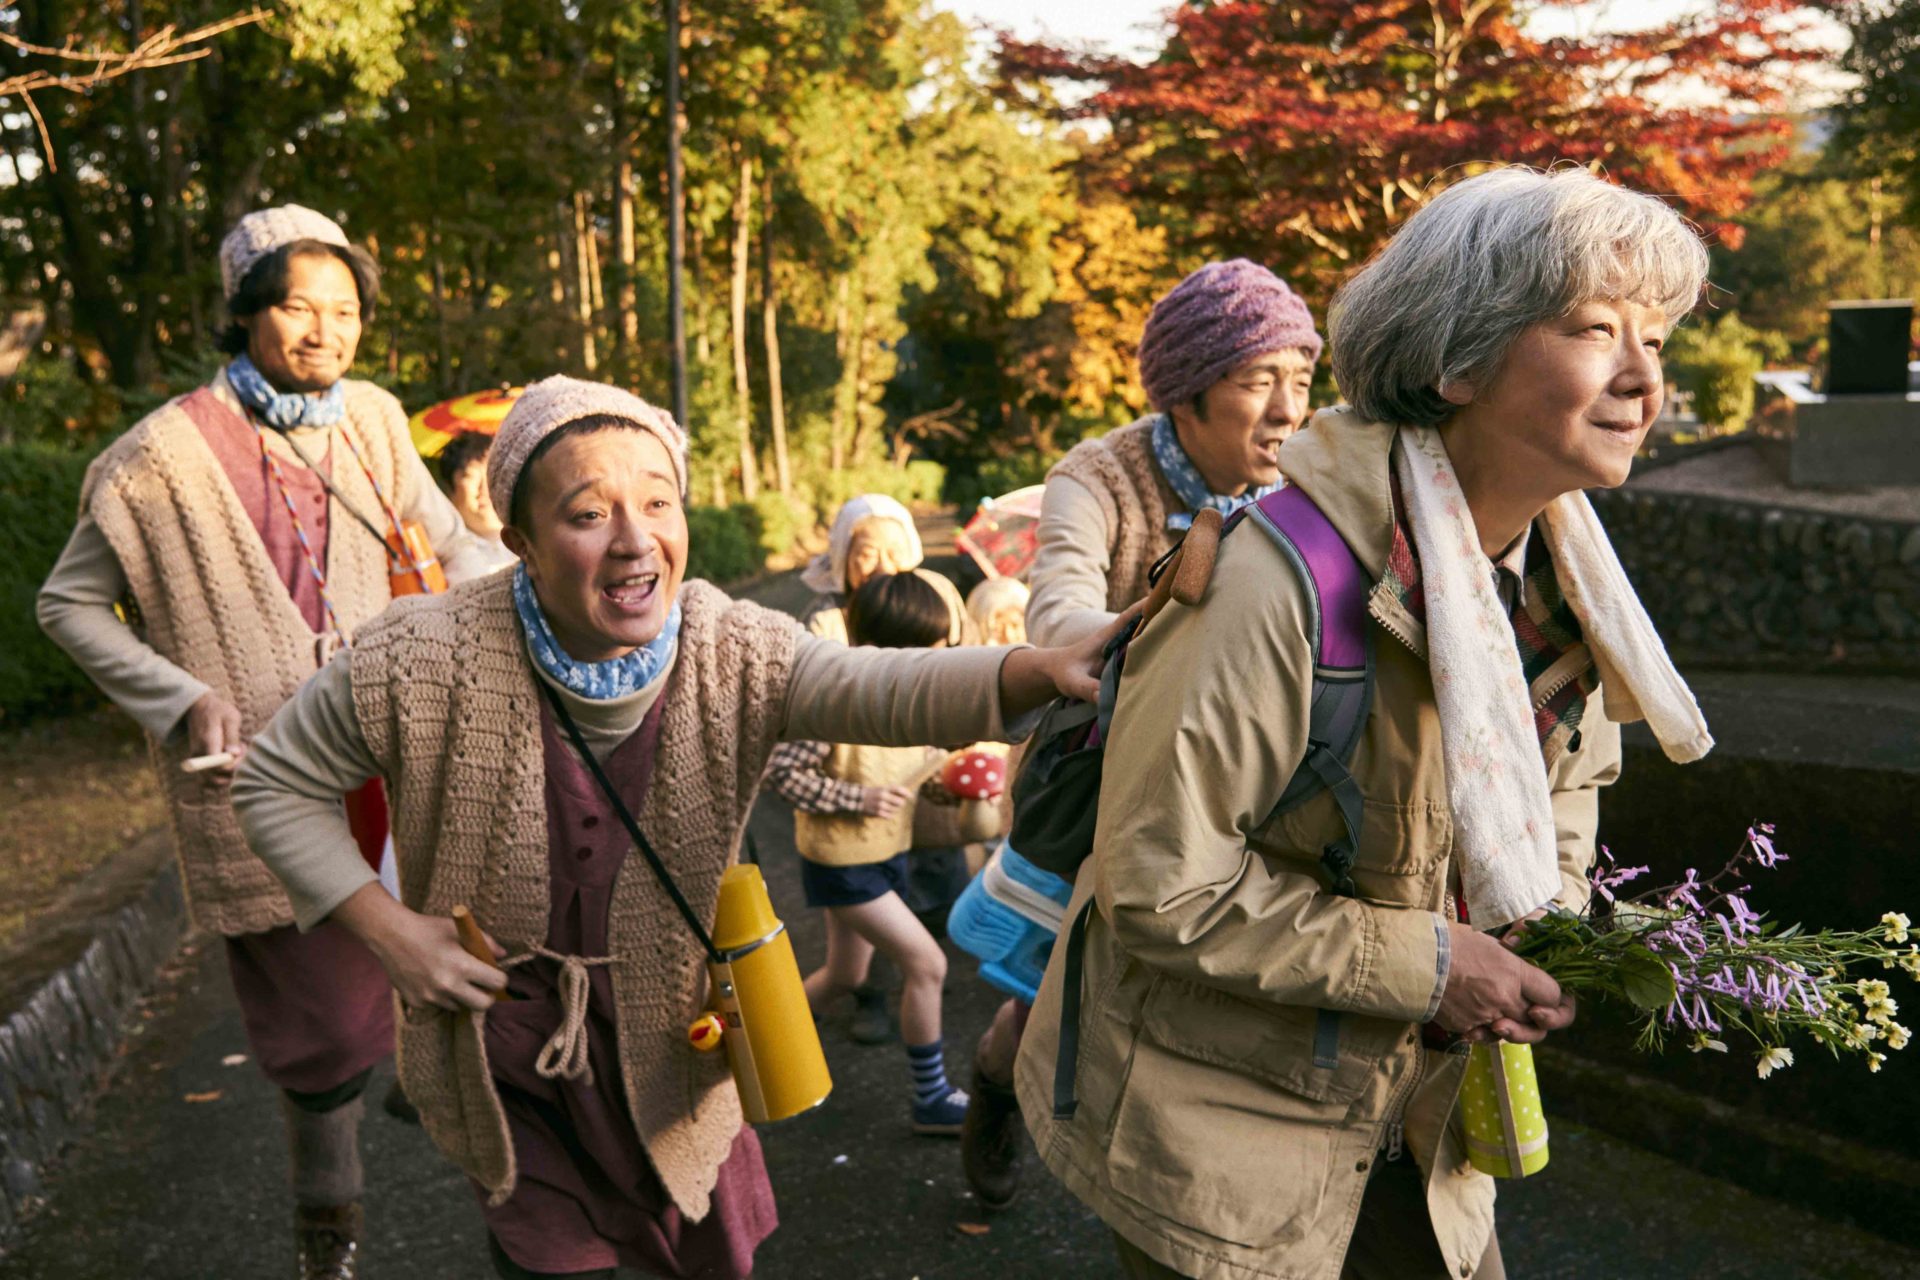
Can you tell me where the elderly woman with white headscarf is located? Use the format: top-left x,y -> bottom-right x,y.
798,493 -> 974,645
1017,167 -> 1716,1280
231,377 -> 1116,1280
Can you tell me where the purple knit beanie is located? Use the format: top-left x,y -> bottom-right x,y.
1137,259 -> 1323,413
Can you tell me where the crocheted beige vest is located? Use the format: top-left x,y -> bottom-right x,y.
350,573 -> 799,1220
794,741 -> 942,866
82,377 -> 409,936
1047,415 -> 1182,613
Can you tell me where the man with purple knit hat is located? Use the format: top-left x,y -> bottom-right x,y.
959,258 -> 1323,1208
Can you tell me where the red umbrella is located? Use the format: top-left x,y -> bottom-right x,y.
955,484 -> 1044,581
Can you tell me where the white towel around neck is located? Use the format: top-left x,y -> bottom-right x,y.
1393,425 -> 1713,928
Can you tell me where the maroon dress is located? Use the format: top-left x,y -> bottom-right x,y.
182,388 -> 395,1096
479,691 -> 777,1277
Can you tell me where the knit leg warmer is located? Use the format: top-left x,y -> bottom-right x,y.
281,1092 -> 365,1209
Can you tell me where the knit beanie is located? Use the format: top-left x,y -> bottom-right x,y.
488,375 -> 690,521
219,204 -> 351,301
1137,259 -> 1323,413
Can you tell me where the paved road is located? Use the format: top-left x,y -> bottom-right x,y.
4,563 -> 1916,1279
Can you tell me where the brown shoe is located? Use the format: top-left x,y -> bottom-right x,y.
295,1201 -> 362,1280
960,1066 -> 1024,1210
382,1078 -> 421,1125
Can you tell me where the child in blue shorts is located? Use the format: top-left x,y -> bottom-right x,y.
764,571 -> 971,1135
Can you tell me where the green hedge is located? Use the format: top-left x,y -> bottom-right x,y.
0,442 -> 107,721
684,503 -> 767,585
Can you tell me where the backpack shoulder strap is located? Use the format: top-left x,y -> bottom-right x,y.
1237,485 -> 1376,892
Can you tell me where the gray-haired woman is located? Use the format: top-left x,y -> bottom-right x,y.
1016,167 -> 1716,1279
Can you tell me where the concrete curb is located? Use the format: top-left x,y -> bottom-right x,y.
0,861 -> 185,1246
1539,1042 -> 1920,1249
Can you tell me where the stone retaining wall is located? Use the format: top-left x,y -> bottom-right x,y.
0,863 -> 184,1246
1590,487 -> 1920,674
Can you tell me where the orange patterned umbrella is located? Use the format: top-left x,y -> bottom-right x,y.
407,386 -> 524,458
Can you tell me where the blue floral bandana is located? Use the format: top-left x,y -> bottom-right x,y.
512,563 -> 681,700
226,352 -> 347,430
1149,413 -> 1286,532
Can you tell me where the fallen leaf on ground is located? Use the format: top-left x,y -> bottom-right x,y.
954,1222 -> 990,1237
183,1091 -> 222,1103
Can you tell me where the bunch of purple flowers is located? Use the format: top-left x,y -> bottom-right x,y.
1511,825 -> 1917,1078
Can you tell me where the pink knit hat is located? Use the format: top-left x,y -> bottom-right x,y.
219,204 -> 350,301
1137,259 -> 1323,413
488,375 -> 690,521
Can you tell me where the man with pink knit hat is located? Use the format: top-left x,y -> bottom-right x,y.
38,203 -> 494,1278
960,258 -> 1323,1209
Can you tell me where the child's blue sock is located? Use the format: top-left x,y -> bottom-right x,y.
907,1038 -> 953,1106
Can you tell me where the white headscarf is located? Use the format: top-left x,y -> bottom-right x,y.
800,494 -> 924,596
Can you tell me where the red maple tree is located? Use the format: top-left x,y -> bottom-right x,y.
997,0 -> 1842,299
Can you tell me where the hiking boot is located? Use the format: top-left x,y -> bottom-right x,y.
961,1066 -> 1025,1209
381,1078 -> 420,1125
912,1086 -> 970,1136
848,984 -> 894,1045
295,1202 -> 362,1280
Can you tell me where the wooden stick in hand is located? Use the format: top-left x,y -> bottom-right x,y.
452,904 -> 516,1002
181,751 -> 237,774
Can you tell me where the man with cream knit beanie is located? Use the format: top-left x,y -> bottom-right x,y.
961,259 -> 1324,1211
37,203 -> 495,1279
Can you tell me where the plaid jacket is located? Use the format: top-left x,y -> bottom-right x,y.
1383,501 -> 1599,757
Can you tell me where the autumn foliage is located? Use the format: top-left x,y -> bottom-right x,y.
996,1 -> 1844,301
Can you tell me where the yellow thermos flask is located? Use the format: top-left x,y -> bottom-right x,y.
691,864 -> 832,1123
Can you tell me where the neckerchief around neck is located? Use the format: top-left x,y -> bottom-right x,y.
513,563 -> 681,701
1149,413 -> 1285,532
227,353 -> 346,430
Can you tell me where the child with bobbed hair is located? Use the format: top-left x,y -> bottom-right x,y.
765,571 -> 974,1136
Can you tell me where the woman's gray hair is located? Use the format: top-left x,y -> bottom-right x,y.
1329,166 -> 1709,427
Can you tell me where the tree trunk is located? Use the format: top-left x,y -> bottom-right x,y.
829,272 -> 852,473
573,192 -> 600,372
760,168 -> 791,497
580,191 -> 605,314
665,0 -> 689,430
689,217 -> 712,368
618,151 -> 641,360
729,151 -> 758,502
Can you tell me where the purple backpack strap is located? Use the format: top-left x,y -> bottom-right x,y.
1243,484 -> 1376,1069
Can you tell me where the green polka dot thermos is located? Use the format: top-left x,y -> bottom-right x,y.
1460,1041 -> 1550,1178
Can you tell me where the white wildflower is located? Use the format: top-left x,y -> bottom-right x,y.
1757,1046 -> 1794,1079
1868,1052 -> 1887,1074
1887,1023 -> 1911,1052
1690,1034 -> 1728,1054
1883,912 -> 1911,944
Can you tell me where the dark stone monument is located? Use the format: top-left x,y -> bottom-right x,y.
1790,299 -> 1920,486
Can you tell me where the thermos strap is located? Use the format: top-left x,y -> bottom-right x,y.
537,678 -> 724,964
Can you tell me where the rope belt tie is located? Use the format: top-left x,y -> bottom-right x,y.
502,946 -> 620,1086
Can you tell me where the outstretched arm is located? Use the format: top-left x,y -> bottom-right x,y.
778,613 -> 1124,748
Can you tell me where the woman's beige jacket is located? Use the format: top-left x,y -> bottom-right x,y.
1016,414 -> 1623,1280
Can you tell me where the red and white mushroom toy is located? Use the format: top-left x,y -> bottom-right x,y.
941,749 -> 1008,801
